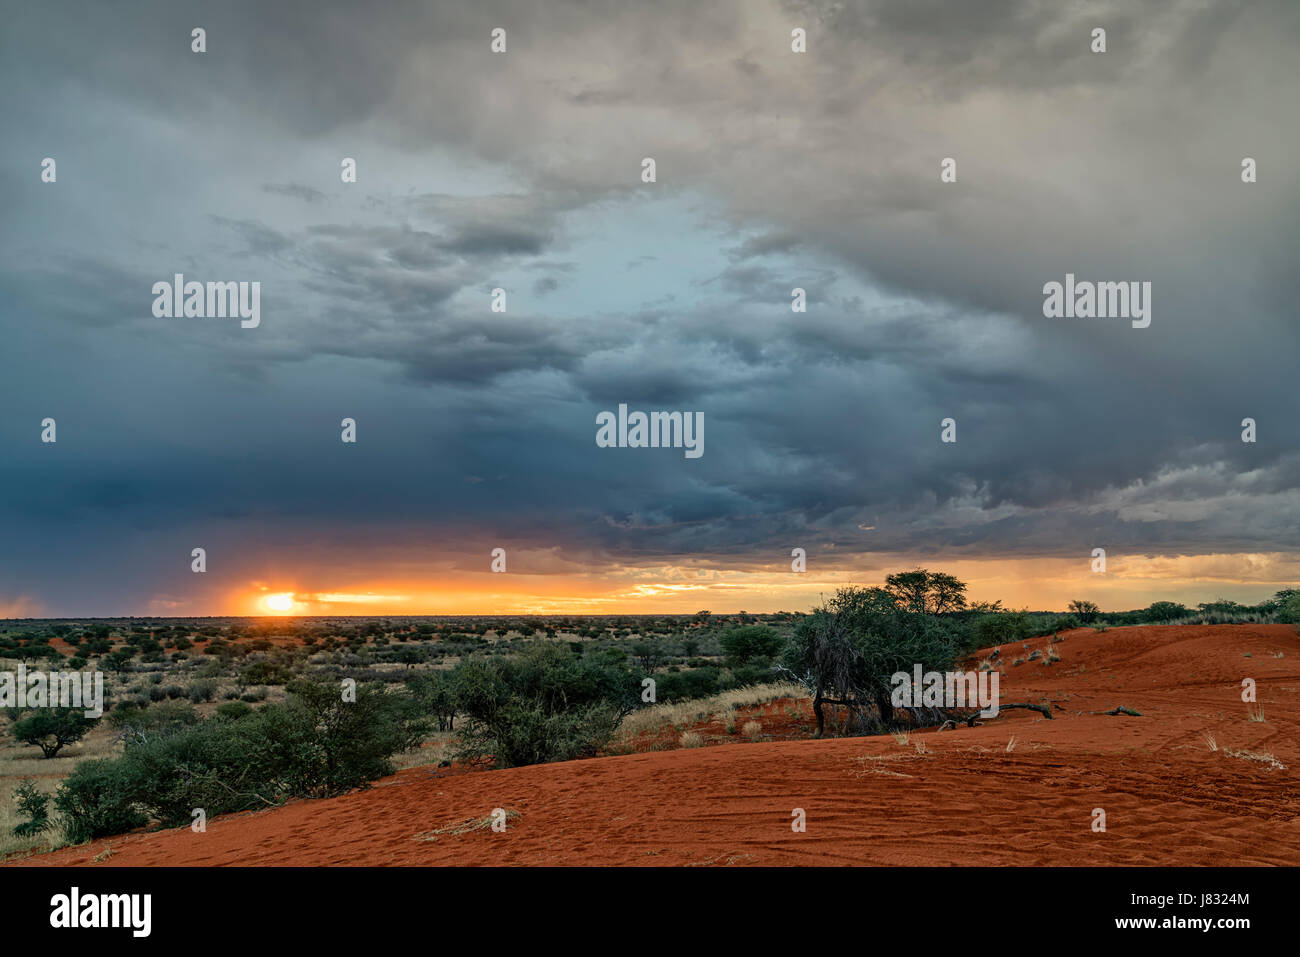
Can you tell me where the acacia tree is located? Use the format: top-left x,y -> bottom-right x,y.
884,569 -> 969,615
11,709 -> 99,759
1068,599 -> 1101,623
781,586 -> 960,736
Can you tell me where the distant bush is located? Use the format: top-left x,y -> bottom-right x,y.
406,671 -> 459,731
1275,593 -> 1300,626
240,660 -> 292,686
186,679 -> 218,703
974,612 -> 1033,647
729,663 -> 778,687
108,700 -> 199,743
1142,601 -> 1188,623
654,665 -> 724,702
719,626 -> 784,667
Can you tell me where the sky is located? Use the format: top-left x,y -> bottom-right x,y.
2,0 -> 1299,618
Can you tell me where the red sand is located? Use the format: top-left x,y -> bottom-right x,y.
10,624 -> 1300,866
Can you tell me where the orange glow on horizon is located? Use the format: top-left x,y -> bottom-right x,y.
216,550 -> 1300,618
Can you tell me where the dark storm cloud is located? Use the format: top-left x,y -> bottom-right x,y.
2,0 -> 1299,614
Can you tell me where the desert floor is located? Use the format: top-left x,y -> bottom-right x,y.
10,624 -> 1299,866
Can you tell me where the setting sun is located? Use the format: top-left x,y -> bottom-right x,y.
263,592 -> 295,613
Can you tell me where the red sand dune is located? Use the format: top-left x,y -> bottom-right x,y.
12,624 -> 1300,866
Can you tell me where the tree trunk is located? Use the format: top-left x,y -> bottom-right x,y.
874,691 -> 894,728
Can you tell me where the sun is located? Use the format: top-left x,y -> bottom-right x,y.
263,592 -> 295,613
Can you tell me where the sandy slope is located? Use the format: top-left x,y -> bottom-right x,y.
11,624 -> 1300,866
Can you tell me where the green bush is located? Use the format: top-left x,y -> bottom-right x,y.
719,626 -> 784,667
12,780 -> 52,837
655,666 -> 727,702
974,612 -> 1033,647
214,701 -> 252,720
1276,593 -> 1300,625
10,709 -> 99,759
109,700 -> 199,742
50,679 -> 426,843
186,679 -> 218,703
241,660 -> 292,686
453,643 -> 639,768
783,586 -> 962,736
55,760 -> 149,843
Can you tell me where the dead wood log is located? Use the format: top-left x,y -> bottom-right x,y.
942,702 -> 1054,726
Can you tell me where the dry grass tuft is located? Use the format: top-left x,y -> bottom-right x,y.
616,682 -> 806,744
414,809 -> 520,842
1223,747 -> 1286,771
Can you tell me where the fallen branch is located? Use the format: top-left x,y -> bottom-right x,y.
943,702 -> 1054,726
1100,705 -> 1142,716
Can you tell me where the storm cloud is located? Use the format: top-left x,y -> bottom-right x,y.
2,0 -> 1298,614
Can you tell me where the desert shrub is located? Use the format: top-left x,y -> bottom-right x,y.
1142,601 -> 1188,623
453,643 -> 639,768
12,780 -> 52,837
630,640 -> 666,672
186,679 -> 218,703
654,667 -> 724,702
1275,593 -> 1300,626
214,701 -> 252,721
55,760 -> 149,843
974,611 -> 1033,647
728,663 -> 778,687
240,660 -> 292,686
273,679 -> 429,798
111,700 -> 200,743
51,679 -> 425,842
458,700 -> 624,768
719,626 -> 784,667
406,671 -> 459,731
